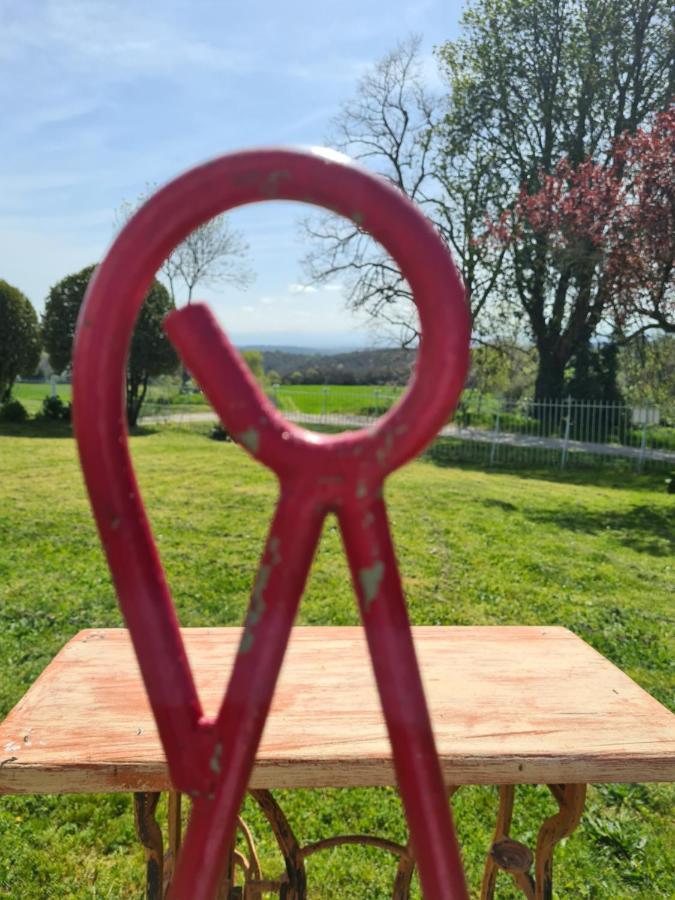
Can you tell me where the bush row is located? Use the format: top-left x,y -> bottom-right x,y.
0,396 -> 72,424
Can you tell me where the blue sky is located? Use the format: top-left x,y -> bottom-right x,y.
2,0 -> 463,347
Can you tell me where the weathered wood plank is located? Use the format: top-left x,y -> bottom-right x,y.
1,627 -> 674,793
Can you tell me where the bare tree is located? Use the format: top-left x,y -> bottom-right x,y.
117,191 -> 254,306
303,35 -> 505,347
171,215 -> 254,304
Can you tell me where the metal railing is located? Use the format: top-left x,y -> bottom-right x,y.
16,379 -> 673,471
264,387 -> 675,472
133,385 -> 675,472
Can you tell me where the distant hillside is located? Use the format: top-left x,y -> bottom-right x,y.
259,347 -> 416,385
238,344 -> 349,356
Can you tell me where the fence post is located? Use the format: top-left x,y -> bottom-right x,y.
561,395 -> 572,469
51,375 -> 57,399
322,385 -> 328,419
489,409 -> 500,466
638,421 -> 648,473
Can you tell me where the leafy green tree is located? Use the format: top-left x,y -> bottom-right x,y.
618,334 -> 675,408
43,266 -> 178,425
42,267 -> 95,375
126,283 -> 179,425
241,350 -> 266,387
0,279 -> 41,401
467,342 -> 537,403
438,0 -> 674,398
467,345 -> 512,406
567,341 -> 624,403
303,366 -> 321,384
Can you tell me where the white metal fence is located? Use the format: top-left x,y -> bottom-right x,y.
263,387 -> 675,471
119,383 -> 675,471
17,378 -> 674,470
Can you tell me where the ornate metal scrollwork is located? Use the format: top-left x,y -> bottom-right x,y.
481,784 -> 587,900
134,784 -> 586,899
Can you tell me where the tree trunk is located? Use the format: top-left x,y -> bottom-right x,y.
126,374 -> 149,428
533,349 -> 567,401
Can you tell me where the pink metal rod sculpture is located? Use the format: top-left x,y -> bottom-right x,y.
73,148 -> 471,899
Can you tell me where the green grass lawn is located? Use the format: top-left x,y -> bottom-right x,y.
271,384 -> 402,417
0,424 -> 673,897
11,382 -> 396,422
12,382 -> 72,415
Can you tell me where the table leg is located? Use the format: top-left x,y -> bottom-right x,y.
480,784 -> 586,900
163,792 -> 182,894
250,789 -> 307,898
391,840 -> 415,900
133,785 -> 586,898
481,785 -> 534,899
535,784 -> 586,900
217,843 -> 237,899
133,792 -> 164,900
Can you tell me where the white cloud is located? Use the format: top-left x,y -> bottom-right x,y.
288,283 -> 317,294
241,305 -> 256,313
258,296 -> 276,305
2,1 -> 255,80
2,2 -> 369,89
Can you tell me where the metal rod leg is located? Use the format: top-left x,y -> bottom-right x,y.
481,785 -> 534,899
250,789 -> 307,899
535,784 -> 586,900
163,792 -> 182,894
134,792 -> 164,900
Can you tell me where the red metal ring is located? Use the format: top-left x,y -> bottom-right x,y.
74,147 -> 469,476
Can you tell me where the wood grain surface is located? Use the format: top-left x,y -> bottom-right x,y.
1,626 -> 673,794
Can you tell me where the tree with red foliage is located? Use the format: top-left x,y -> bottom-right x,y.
440,0 -> 673,399
490,107 -> 674,395
607,108 -> 674,338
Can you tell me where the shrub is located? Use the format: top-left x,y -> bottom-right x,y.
0,399 -> 28,422
209,424 -> 230,442
40,395 -> 72,422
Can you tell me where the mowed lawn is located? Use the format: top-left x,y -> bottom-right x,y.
0,425 -> 673,898
12,382 -> 399,419
272,384 -> 401,417
12,382 -> 72,415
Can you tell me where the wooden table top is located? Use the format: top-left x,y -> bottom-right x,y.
1,626 -> 674,794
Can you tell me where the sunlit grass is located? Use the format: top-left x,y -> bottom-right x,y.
0,426 -> 673,897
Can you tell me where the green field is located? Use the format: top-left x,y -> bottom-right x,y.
271,384 -> 401,417
141,384 -> 402,419
12,382 -> 209,419
11,382 -> 425,419
0,424 -> 673,897
12,382 -> 72,415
